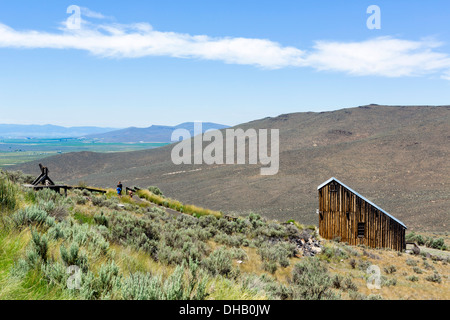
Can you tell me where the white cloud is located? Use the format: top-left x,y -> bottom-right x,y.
0,22 -> 306,69
305,37 -> 450,77
0,9 -> 450,79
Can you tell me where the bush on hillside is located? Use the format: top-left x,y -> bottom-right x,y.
291,258 -> 339,300
201,246 -> 235,278
147,186 -> 164,196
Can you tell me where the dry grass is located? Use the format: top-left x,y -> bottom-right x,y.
137,189 -> 222,218
324,242 -> 449,300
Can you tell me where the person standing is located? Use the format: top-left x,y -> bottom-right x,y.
117,181 -> 123,197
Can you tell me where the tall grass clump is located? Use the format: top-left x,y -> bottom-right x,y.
136,189 -> 222,218
120,260 -> 209,300
0,177 -> 17,212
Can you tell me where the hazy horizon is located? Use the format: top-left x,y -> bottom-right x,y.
2,104 -> 450,128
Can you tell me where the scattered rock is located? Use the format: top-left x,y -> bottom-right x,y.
290,233 -> 323,257
311,247 -> 322,254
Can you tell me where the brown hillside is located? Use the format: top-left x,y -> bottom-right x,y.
13,105 -> 450,232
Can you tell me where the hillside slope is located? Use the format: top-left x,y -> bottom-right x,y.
13,105 -> 450,232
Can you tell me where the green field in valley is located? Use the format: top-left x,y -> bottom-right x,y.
0,138 -> 169,168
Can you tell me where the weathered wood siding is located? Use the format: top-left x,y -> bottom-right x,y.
318,181 -> 405,251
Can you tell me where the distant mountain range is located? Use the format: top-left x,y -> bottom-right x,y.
84,122 -> 230,143
0,122 -> 229,142
0,124 -> 118,139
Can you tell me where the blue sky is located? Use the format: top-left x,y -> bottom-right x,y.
0,0 -> 450,127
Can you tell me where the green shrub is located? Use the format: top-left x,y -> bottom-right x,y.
262,261 -> 278,274
78,261 -> 121,300
383,265 -> 397,274
321,246 -> 349,262
92,195 -> 107,207
331,274 -> 344,289
407,275 -> 419,282
291,258 -> 339,300
199,215 -> 218,228
157,225 -> 209,264
120,272 -> 162,300
2,170 -> 34,184
38,200 -> 68,222
343,277 -> 358,291
425,272 -> 442,283
406,258 -> 418,267
332,274 -> 358,292
11,258 -> 31,278
217,218 -> 237,235
98,260 -> 121,294
81,189 -> 91,197
74,195 -> 87,205
406,232 -> 425,246
94,212 -> 109,227
35,188 -> 62,203
257,241 -> 296,268
229,247 -> 248,261
157,242 -> 184,265
265,281 -> 292,300
344,246 -> 360,257
31,229 -> 48,262
41,262 -> 69,288
60,242 -> 88,272
108,212 -> 159,256
26,247 -> 40,268
201,246 -> 234,277
12,205 -> 55,228
427,238 -> 447,250
214,232 -> 243,247
147,186 -> 164,196
381,276 -> 397,287
120,260 -> 209,300
423,260 -> 435,271
413,266 -> 423,274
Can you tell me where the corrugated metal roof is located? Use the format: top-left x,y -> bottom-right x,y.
317,177 -> 407,229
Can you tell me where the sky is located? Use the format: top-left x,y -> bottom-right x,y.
0,0 -> 450,128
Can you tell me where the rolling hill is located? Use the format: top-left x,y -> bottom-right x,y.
12,105 -> 450,232
84,122 -> 230,143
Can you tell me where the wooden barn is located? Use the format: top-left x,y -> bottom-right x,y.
318,177 -> 407,251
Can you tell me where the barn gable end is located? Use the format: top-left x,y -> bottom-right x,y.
318,177 -> 407,251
